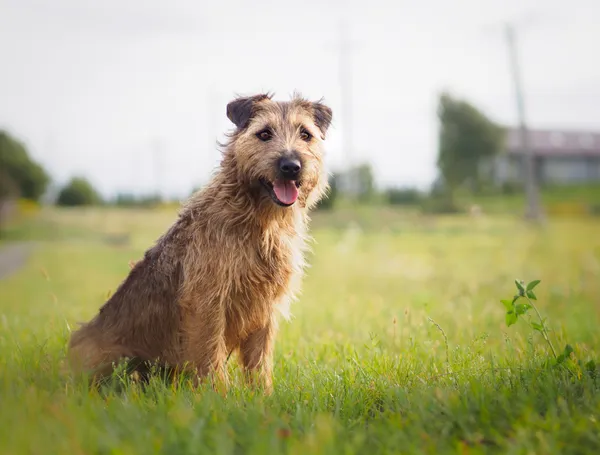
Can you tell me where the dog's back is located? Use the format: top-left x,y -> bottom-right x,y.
68,218 -> 187,378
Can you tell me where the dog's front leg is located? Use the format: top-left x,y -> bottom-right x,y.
181,303 -> 229,394
240,315 -> 278,394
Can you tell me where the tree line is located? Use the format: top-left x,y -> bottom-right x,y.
0,91 -> 508,217
321,91 -> 507,211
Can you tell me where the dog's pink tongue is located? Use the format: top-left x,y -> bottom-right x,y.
273,180 -> 298,205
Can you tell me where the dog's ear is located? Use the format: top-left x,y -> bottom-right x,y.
312,100 -> 333,139
226,93 -> 271,129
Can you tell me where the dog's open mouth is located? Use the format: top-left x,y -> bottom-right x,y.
260,178 -> 300,207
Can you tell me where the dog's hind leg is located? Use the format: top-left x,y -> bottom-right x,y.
67,326 -> 129,384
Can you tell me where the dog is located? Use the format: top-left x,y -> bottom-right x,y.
68,93 -> 332,393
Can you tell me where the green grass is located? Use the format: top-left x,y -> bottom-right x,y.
459,183 -> 600,214
1,207 -> 600,454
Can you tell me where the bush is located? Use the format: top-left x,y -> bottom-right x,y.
386,187 -> 423,206
114,193 -> 161,208
315,172 -> 338,210
0,130 -> 50,201
0,169 -> 19,200
589,204 -> 600,217
501,181 -> 523,195
420,196 -> 463,214
0,170 -> 20,232
56,177 -> 102,207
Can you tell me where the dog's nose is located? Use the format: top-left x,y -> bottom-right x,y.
279,157 -> 301,180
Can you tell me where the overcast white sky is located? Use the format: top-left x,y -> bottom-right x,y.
1,0 -> 599,198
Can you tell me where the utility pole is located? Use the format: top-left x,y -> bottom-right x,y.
505,23 -> 543,222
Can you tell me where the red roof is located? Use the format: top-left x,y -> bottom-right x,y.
506,128 -> 600,157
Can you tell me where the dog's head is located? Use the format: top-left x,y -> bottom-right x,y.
224,93 -> 332,210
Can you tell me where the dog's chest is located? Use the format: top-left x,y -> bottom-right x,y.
239,236 -> 295,299
223,236 -> 299,341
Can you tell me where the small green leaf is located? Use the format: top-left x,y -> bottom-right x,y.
531,322 -> 544,332
526,280 -> 541,291
556,354 -> 566,364
526,290 -> 537,300
515,280 -> 525,295
512,295 -> 520,304
515,303 -> 532,316
501,299 -> 513,311
506,311 -> 518,327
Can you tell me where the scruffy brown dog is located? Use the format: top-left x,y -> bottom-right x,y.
68,93 -> 332,393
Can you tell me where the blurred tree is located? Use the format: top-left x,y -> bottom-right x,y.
114,193 -> 137,207
335,162 -> 376,202
354,163 -> 375,202
0,169 -> 19,233
0,130 -> 50,201
0,169 -> 19,200
386,187 -> 423,205
315,172 -> 339,210
436,93 -> 505,206
113,192 -> 161,208
56,177 -> 102,207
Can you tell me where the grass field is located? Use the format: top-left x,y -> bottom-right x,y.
1,206 -> 600,454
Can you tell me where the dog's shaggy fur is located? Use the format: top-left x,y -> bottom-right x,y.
67,93 -> 332,393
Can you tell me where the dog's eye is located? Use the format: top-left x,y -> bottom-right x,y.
256,129 -> 273,141
300,128 -> 312,142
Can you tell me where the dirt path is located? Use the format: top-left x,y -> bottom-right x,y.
0,243 -> 33,280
